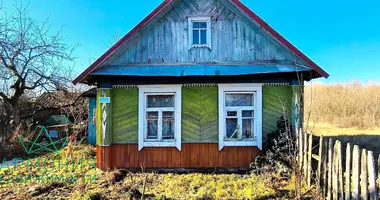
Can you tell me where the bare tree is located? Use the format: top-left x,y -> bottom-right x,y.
0,2 -> 76,126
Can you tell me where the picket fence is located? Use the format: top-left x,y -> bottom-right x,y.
298,130 -> 379,200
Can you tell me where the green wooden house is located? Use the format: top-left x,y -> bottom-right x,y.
73,0 -> 328,169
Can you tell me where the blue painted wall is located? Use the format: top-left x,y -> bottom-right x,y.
88,97 -> 96,144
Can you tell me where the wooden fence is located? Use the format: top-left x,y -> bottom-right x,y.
298,130 -> 379,200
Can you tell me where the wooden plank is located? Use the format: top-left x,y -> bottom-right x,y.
352,145 -> 360,200
181,144 -> 192,168
337,141 -> 343,200
333,141 -> 339,200
367,151 -> 378,200
218,147 -> 229,168
199,144 -> 209,167
303,131 -> 308,177
299,128 -> 303,170
327,138 -> 333,200
361,149 -> 368,200
228,146 -> 238,167
378,156 -> 380,199
345,143 -> 351,200
307,133 -> 313,186
317,136 -> 323,193
190,143 -> 200,168
323,138 -> 328,199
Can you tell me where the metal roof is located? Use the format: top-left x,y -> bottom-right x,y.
91,65 -> 312,77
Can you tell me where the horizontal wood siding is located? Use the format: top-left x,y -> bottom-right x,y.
112,88 -> 139,143
110,0 -> 305,66
96,144 -> 260,169
262,86 -> 292,139
182,86 -> 218,142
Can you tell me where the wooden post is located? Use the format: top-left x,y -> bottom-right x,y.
299,129 -> 303,170
317,136 -> 323,193
378,156 -> 380,199
345,143 -> 351,200
352,145 -> 360,200
323,138 -> 328,199
337,141 -> 344,199
367,151 -> 377,200
307,133 -> 313,186
333,141 -> 339,200
303,131 -> 308,178
361,149 -> 368,200
327,138 -> 333,200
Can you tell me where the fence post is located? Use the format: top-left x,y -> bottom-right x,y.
337,141 -> 344,199
367,151 -> 377,200
378,156 -> 380,199
333,141 -> 339,200
323,138 -> 328,199
327,138 -> 333,200
303,131 -> 308,178
361,149 -> 368,200
317,136 -> 323,193
345,143 -> 351,200
352,145 -> 360,200
307,133 -> 313,186
299,129 -> 303,170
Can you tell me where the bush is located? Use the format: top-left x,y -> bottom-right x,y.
251,116 -> 296,177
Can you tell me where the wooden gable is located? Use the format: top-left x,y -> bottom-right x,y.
102,0 -> 306,67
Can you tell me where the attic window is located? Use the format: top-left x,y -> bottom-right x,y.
188,17 -> 211,49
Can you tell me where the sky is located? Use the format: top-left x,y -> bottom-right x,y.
3,0 -> 380,83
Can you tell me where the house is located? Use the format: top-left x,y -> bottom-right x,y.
73,0 -> 328,170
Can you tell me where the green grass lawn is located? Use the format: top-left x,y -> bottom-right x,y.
0,145 -> 302,199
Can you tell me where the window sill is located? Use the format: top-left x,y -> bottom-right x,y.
221,141 -> 262,150
140,141 -> 181,151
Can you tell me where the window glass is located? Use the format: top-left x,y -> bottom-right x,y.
162,111 -> 175,140
147,95 -> 174,108
200,30 -> 207,44
242,118 -> 253,139
225,94 -> 253,107
242,110 -> 253,117
227,111 -> 237,117
146,111 -> 158,139
192,30 -> 199,44
226,118 -> 238,139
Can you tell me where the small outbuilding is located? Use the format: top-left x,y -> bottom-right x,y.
73,0 -> 328,170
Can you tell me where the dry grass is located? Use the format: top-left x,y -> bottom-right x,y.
304,81 -> 380,130
0,145 -> 306,199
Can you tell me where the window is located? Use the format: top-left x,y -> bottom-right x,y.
138,85 -> 181,151
188,17 -> 211,49
218,84 -> 263,150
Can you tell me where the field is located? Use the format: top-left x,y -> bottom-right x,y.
0,145 -> 307,199
304,81 -> 380,153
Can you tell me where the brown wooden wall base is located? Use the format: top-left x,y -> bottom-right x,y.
96,144 -> 261,170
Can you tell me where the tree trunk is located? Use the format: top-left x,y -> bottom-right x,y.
11,103 -> 21,127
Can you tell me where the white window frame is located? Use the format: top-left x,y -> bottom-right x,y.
188,16 -> 212,49
218,84 -> 263,151
138,85 -> 182,151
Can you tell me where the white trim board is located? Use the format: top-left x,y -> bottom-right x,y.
218,83 -> 263,151
138,85 -> 182,151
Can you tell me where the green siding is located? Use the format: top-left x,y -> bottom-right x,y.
262,86 -> 293,139
112,88 -> 138,143
182,86 -> 218,142
107,85 -> 294,144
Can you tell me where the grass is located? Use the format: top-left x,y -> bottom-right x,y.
304,81 -> 380,130
0,145 -> 303,199
306,122 -> 380,136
